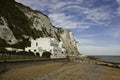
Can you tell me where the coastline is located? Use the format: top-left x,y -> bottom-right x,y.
86,57 -> 120,68
0,59 -> 120,80
95,60 -> 120,68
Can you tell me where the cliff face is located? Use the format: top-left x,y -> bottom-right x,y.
0,0 -> 80,55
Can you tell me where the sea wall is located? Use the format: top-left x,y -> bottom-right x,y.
0,58 -> 69,72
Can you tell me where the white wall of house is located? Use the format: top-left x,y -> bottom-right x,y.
25,38 -> 66,58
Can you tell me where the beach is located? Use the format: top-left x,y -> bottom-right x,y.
0,60 -> 120,80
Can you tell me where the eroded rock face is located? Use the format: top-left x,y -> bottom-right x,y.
16,4 -> 58,39
60,29 -> 79,55
0,17 -> 18,44
0,0 -> 80,55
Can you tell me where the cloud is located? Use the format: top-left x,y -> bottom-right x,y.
16,0 -> 61,12
15,0 -> 114,28
60,4 -> 112,24
83,7 -> 112,24
47,3 -> 112,28
116,0 -> 120,15
52,2 -> 77,12
117,7 -> 120,15
75,37 -> 95,44
106,26 -> 120,38
79,45 -> 120,55
48,13 -> 91,29
75,34 -> 95,44
79,35 -> 95,38
78,39 -> 95,44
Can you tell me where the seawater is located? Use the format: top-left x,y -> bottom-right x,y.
92,56 -> 120,63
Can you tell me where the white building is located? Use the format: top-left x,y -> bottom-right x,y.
25,37 -> 66,58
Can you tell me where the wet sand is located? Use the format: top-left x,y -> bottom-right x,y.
0,61 -> 120,80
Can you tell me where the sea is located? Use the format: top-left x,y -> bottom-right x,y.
89,55 -> 120,64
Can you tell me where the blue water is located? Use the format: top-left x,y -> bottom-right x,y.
91,56 -> 120,63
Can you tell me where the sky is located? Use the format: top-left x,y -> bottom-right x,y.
15,0 -> 120,55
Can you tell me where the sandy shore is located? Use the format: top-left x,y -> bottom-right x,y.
0,61 -> 120,80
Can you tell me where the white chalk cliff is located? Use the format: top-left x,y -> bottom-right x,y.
0,0 -> 80,55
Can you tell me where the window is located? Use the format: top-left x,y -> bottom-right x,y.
50,43 -> 54,46
36,42 -> 38,46
55,44 -> 58,47
34,50 -> 36,52
51,43 -> 58,47
29,49 -> 31,52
